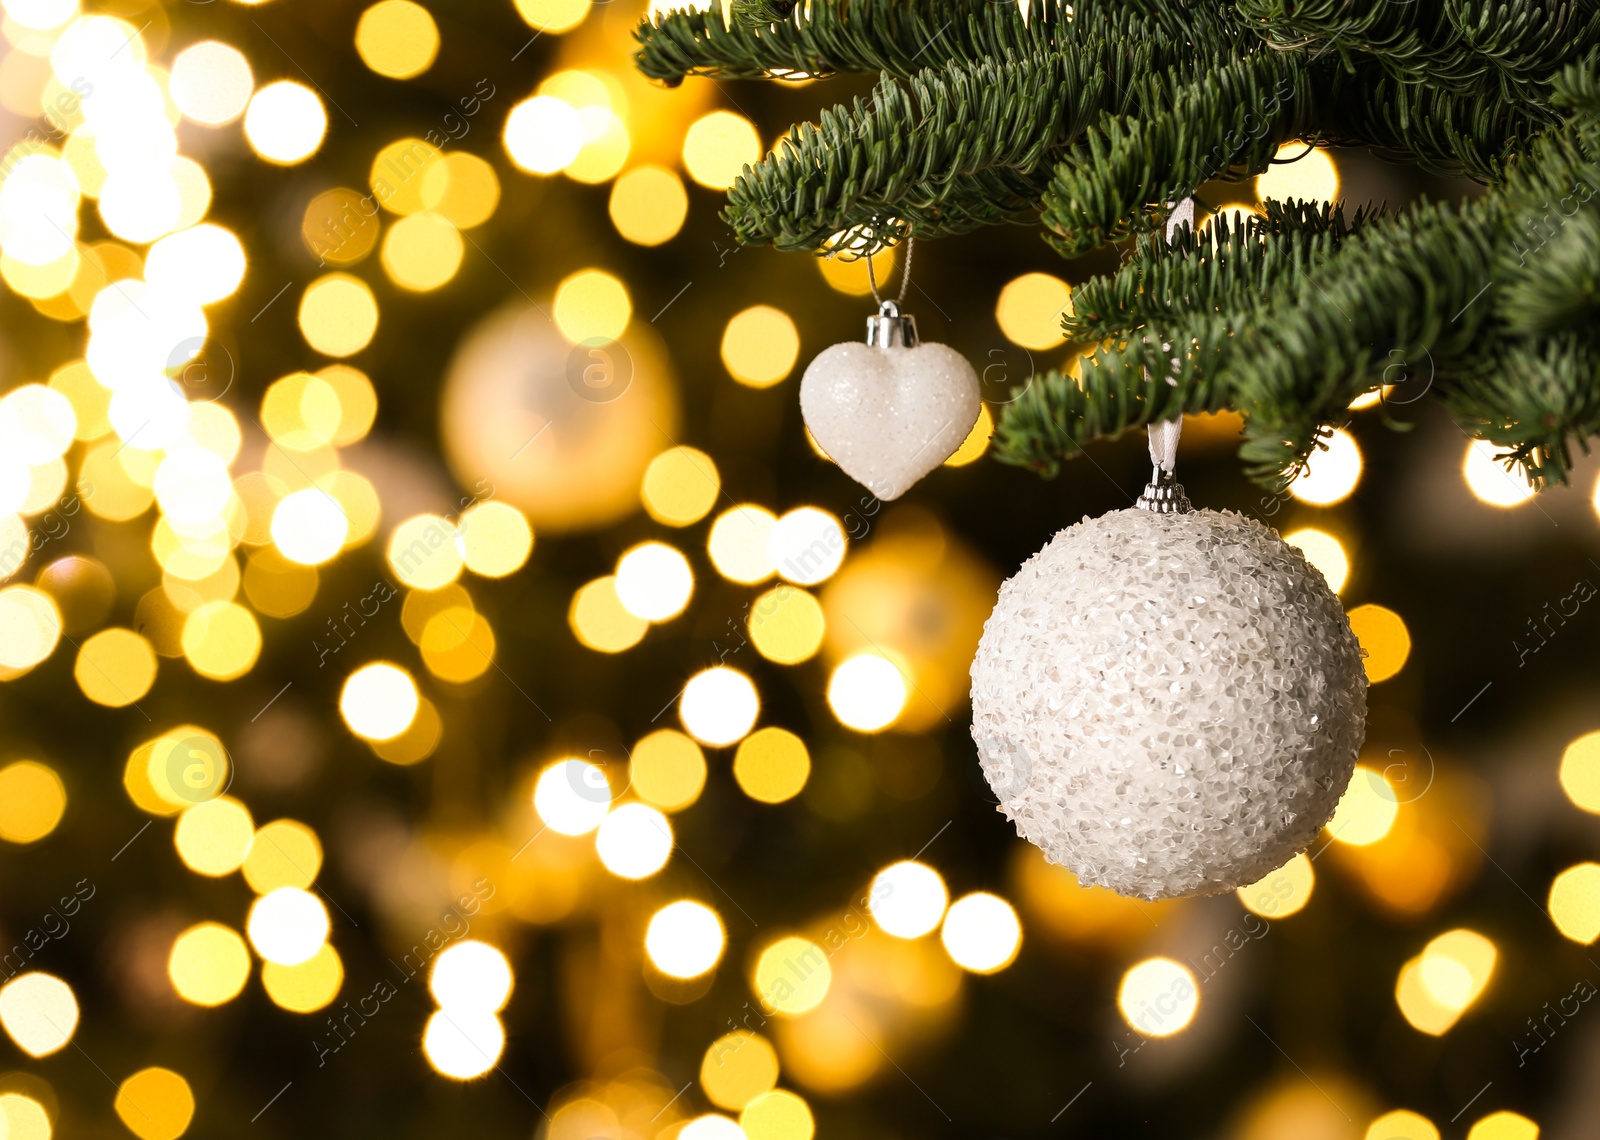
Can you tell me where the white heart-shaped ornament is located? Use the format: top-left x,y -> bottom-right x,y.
800,342 -> 981,500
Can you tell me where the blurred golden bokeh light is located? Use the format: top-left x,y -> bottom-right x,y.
642,446 -> 719,526
596,802 -> 673,879
732,727 -> 810,804
628,729 -> 707,812
722,305 -> 801,388
682,110 -> 760,190
1284,527 -> 1349,594
680,666 -> 760,746
534,757 -> 612,835
243,819 -> 323,893
170,40 -> 253,126
1364,1110 -> 1439,1140
0,759 -> 66,843
1237,852 -> 1315,919
646,899 -> 725,979
1255,144 -> 1339,204
754,936 -> 831,1015
354,1 -> 439,79
700,1030 -> 779,1110
1327,765 -> 1399,845
708,505 -> 778,584
1289,427 -> 1363,505
1462,439 -> 1537,507
1466,1111 -> 1540,1140
174,795 -> 253,876
262,943 -> 343,1013
826,653 -> 907,732
244,80 -> 327,165
1117,957 -> 1198,1037
610,165 -> 688,246
615,541 -> 694,622
569,576 -> 648,653
995,272 -> 1072,350
747,586 -> 825,664
247,887 -> 331,966
870,861 -> 949,938
0,972 -> 78,1057
168,921 -> 251,1006
114,1067 -> 195,1140
942,892 -> 1022,974
430,940 -> 514,1012
340,661 -> 420,741
1346,603 -> 1410,683
1559,730 -> 1600,812
1548,863 -> 1600,943
553,268 -> 631,345
742,1090 -> 815,1140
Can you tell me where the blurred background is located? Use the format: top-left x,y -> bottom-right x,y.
0,2 -> 1597,1138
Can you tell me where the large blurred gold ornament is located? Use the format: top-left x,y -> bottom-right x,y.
820,507 -> 998,731
440,304 -> 678,533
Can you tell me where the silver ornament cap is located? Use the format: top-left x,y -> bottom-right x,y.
865,299 -> 918,348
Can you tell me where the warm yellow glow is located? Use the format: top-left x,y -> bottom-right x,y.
701,1031 -> 779,1111
153,446 -> 231,526
247,887 -> 331,966
369,137 -> 443,215
683,111 -> 761,190
646,899 -> 725,978
0,1092 -> 51,1140
769,507 -> 846,586
754,935 -> 830,1014
431,940 -> 513,1012
0,585 -> 62,670
299,273 -> 379,357
146,223 -> 246,306
721,305 -> 801,388
615,541 -> 694,621
3,0 -> 76,30
355,1 -> 439,79
243,819 -> 323,893
513,0 -> 592,33
569,576 -> 648,652
1347,603 -> 1410,683
534,758 -> 612,835
642,446 -> 719,526
681,1117 -> 748,1140
596,802 -> 673,879
742,1090 -> 815,1140
870,860 -> 949,938
1256,144 -> 1339,205
73,627 -> 156,707
181,600 -> 261,680
817,243 -> 896,297
262,943 -> 343,1012
1288,428 -> 1362,505
827,653 -> 907,732
242,547 -> 319,618
552,268 -> 631,344
381,210 -> 463,291
458,501 -> 533,577
1327,765 -> 1399,845
137,726 -> 231,813
1463,439 -> 1535,507
942,892 -> 1022,974
0,762 -> 65,838
175,796 -> 254,876
1118,957 -> 1199,1037
1364,1110 -> 1439,1140
1466,1111 -> 1540,1140
504,95 -> 583,175
680,666 -> 760,746
944,403 -> 992,466
708,505 -> 778,584
168,921 -> 251,1006
170,40 -> 253,126
340,662 -> 420,741
1559,731 -> 1600,813
0,154 -> 79,267
0,972 -> 78,1056
1549,863 -> 1600,943
996,272 -> 1073,350
732,726 -> 810,804
388,513 -> 464,588
423,1008 -> 505,1079
1237,852 -> 1316,919
1284,527 -> 1349,593
1396,958 -> 1461,1035
114,1068 -> 195,1140
1418,929 -> 1496,1011
421,152 -> 500,228
746,586 -> 825,665
272,488 -> 350,565
629,729 -> 707,812
610,165 -> 688,246
244,80 -> 327,164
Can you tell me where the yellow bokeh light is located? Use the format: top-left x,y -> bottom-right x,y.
340,661 -> 419,741
114,1068 -> 195,1140
181,600 -> 261,680
299,273 -> 379,357
170,40 -> 253,126
247,887 -> 331,966
534,757 -> 612,835
615,541 -> 694,622
721,305 -> 801,388
610,165 -> 688,246
754,935 -> 830,1015
680,666 -> 760,746
371,696 -> 443,765
458,500 -> 533,577
0,760 -> 65,843
1327,765 -> 1399,845
174,795 -> 254,876
1559,731 -> 1600,813
513,0 -> 591,33
569,576 -> 648,653
701,1031 -> 779,1111
1549,863 -> 1600,943
355,0 -> 439,79
708,505 -> 778,584
135,726 -> 231,814
153,446 -> 231,526
421,152 -> 500,229
682,110 -> 760,190
262,942 -> 343,1013
0,1093 -> 51,1140
1289,428 -> 1362,505
370,137 -> 443,216
242,547 -> 319,618
827,653 -> 907,732
244,80 -> 327,164
646,899 -> 725,979
243,819 -> 323,893
420,608 -> 493,682
870,860 -> 949,938
1237,852 -> 1316,919
1118,957 -> 1198,1037
1463,439 -> 1536,507
1418,929 -> 1496,1011
742,1090 -> 815,1140
1256,144 -> 1339,205
423,1007 -> 504,1079
552,268 -> 631,345
995,272 -> 1072,350
629,729 -> 706,812
0,972 -> 78,1057
145,223 -> 247,306
0,585 -> 62,670
1347,603 -> 1410,683
642,446 -> 719,526
50,359 -> 112,440
942,892 -> 1022,974
817,243 -> 896,297
595,802 -> 673,879
272,488 -> 350,565
1284,527 -> 1349,594
504,95 -> 583,175
944,403 -> 991,466
388,513 -> 464,589
380,210 -> 463,292
1365,1110 -> 1439,1140
4,0 -> 76,30
732,726 -> 810,804
769,507 -> 845,586
168,921 -> 251,1006
747,585 -> 825,664
431,940 -> 513,1012
1466,1111 -> 1539,1140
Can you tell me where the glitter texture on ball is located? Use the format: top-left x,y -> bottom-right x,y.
969,508 -> 1367,901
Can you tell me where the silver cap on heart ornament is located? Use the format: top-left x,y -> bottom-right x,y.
865,299 -> 918,349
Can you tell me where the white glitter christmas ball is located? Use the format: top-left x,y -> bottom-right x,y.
969,507 -> 1367,901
